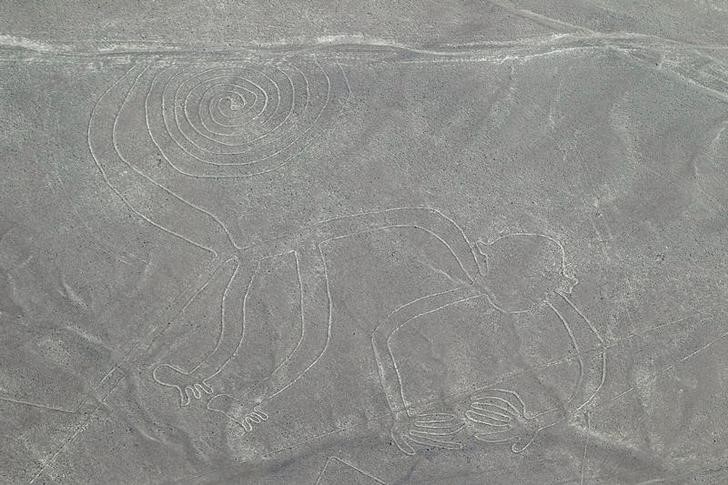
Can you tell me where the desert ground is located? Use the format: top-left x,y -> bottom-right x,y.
2,1 -> 728,484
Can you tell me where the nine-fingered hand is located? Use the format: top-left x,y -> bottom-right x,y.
152,363 -> 213,407
207,394 -> 268,433
390,412 -> 465,456
465,388 -> 539,453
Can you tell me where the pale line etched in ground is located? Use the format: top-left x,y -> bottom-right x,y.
200,208 -> 483,429
260,308 -> 715,460
29,55 -> 350,480
39,42 -> 728,472
370,231 -> 606,455
184,225 -> 606,457
314,456 -> 388,485
259,305 -> 711,458
144,57 -> 349,178
579,411 -> 590,485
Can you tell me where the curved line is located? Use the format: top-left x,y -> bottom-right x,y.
387,293 -> 486,411
109,63 -> 237,253
559,292 -> 607,410
165,63 -> 310,158
268,250 -> 306,376
159,58 -> 333,167
546,300 -> 584,410
179,67 -> 273,146
323,224 -> 472,285
188,257 -> 240,374
88,64 -> 216,256
177,67 -> 280,149
266,244 -> 333,400
146,59 -> 345,178
203,258 -> 258,380
202,81 -> 260,129
489,387 -> 527,413
311,206 -> 478,281
482,232 -> 577,286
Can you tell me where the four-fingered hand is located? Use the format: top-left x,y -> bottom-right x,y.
207,394 -> 268,433
465,388 -> 539,453
390,412 -> 465,456
152,363 -> 213,407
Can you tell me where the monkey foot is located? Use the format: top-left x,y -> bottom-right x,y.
207,394 -> 268,433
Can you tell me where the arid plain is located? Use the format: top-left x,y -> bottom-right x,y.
2,1 -> 728,484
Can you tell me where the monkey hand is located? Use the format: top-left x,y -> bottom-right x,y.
465,388 -> 539,453
390,412 -> 465,456
207,394 -> 268,433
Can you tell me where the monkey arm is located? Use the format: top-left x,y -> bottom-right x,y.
534,292 -> 606,429
371,286 -> 483,420
152,257 -> 260,405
